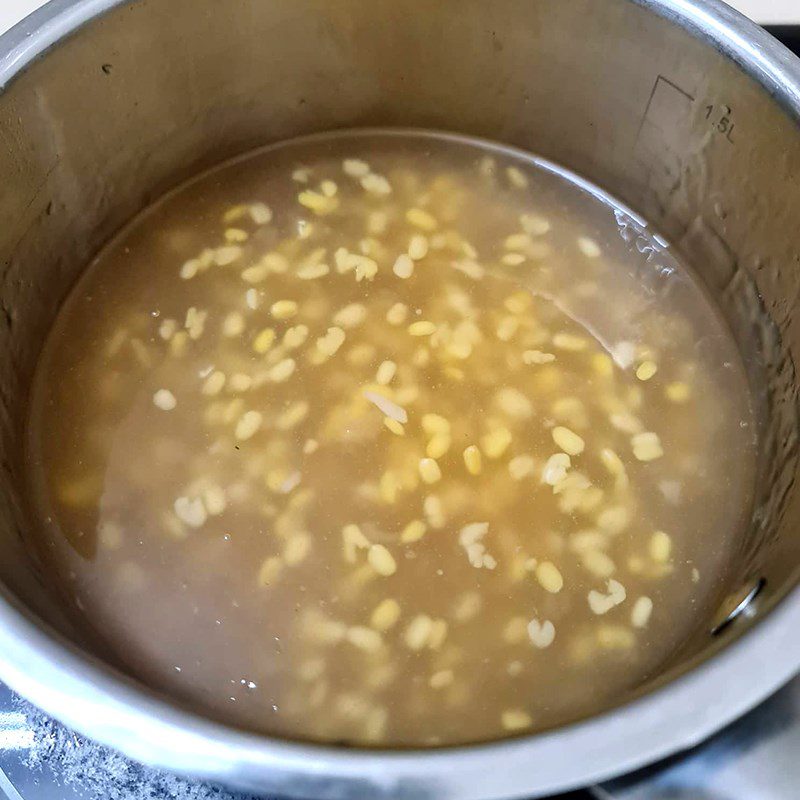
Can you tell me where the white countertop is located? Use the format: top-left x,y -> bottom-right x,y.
0,0 -> 798,35
2,0 -> 41,33
0,0 -> 797,35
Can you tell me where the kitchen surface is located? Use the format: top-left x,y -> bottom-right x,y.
1,1 -> 800,800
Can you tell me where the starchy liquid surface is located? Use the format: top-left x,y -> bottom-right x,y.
25,131 -> 756,746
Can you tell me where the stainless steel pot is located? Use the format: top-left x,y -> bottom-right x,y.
1,0 -> 800,797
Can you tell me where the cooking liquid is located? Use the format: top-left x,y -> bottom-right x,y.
25,131 -> 756,746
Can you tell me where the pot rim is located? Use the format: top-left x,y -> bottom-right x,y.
1,0 -> 800,797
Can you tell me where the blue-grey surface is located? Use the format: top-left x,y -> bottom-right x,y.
596,676 -> 800,800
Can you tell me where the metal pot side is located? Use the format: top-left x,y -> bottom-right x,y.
1,0 -> 800,797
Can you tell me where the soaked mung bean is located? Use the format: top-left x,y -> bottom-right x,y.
25,131 -> 756,746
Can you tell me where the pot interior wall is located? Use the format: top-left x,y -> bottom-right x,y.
0,0 -> 798,711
